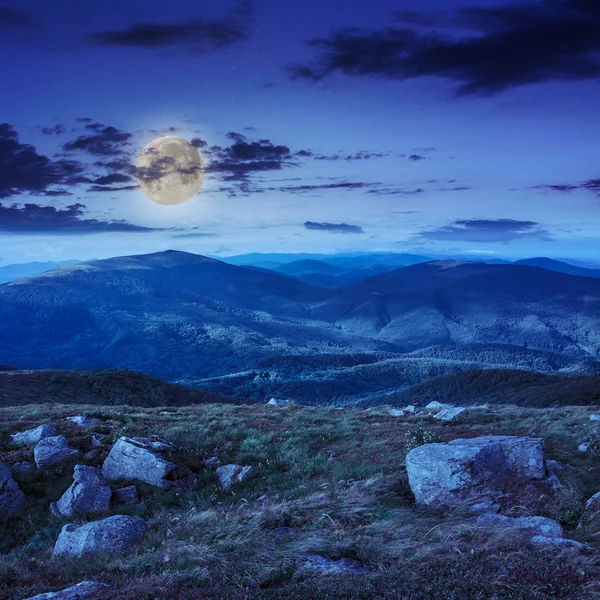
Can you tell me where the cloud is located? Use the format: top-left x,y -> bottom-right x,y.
313,151 -> 388,161
291,0 -> 600,95
0,123 -> 86,199
534,179 -> 600,197
0,7 -> 36,27
63,124 -> 133,156
89,0 -> 252,55
41,124 -> 66,136
0,202 -> 156,234
304,221 -> 364,234
416,218 -> 552,243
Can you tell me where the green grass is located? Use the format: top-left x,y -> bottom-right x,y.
1,402 -> 600,599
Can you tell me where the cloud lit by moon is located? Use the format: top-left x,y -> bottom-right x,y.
136,136 -> 204,206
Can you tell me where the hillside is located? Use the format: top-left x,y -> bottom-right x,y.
0,368 -> 247,407
2,400 -> 600,599
383,369 -> 600,408
1,252 -> 600,399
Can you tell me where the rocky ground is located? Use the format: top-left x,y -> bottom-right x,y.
2,401 -> 600,599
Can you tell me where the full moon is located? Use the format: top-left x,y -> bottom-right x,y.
136,136 -> 204,206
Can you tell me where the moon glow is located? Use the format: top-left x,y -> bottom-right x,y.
136,136 -> 204,206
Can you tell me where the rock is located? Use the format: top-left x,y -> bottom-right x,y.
11,424 -> 57,446
468,501 -> 500,516
267,398 -> 289,408
52,515 -> 147,557
529,536 -> 589,552
434,407 -> 466,422
577,491 -> 600,529
476,513 -> 563,538
297,554 -> 377,575
406,435 -> 547,506
0,461 -> 25,517
112,485 -> 138,506
578,443 -> 589,453
50,465 -> 111,518
102,437 -> 177,488
83,449 -> 101,461
388,409 -> 405,417
22,581 -> 112,600
546,459 -> 564,472
34,436 -> 81,468
91,435 -> 103,449
216,464 -> 254,489
67,415 -> 100,428
425,401 -> 449,411
589,415 -> 600,421
404,405 -> 416,414
201,456 -> 221,469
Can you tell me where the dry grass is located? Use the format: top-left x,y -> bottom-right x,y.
1,402 -> 600,599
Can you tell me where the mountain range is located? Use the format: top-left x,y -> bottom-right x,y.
0,250 -> 599,403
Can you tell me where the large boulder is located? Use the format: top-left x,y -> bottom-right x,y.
23,581 -> 112,600
406,435 -> 547,506
267,398 -> 289,408
52,515 -> 147,557
0,461 -> 25,517
102,437 -> 177,488
11,424 -> 57,446
216,464 -> 254,490
434,407 -> 466,422
50,465 -> 112,518
34,436 -> 81,468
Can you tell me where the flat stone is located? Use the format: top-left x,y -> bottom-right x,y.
50,465 -> 111,518
388,409 -> 405,417
425,401 -> 448,411
0,461 -> 25,517
476,513 -> 563,538
297,554 -> 377,575
22,581 -> 112,600
589,415 -> 600,421
67,416 -> 100,428
468,501 -> 500,516
52,515 -> 147,557
34,436 -> 81,468
434,407 -> 466,422
216,464 -> 254,489
529,536 -> 588,552
11,424 -> 57,446
102,437 -> 177,488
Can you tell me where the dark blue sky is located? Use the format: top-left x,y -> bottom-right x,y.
1,0 -> 599,263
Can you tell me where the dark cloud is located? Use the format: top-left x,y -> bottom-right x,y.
291,0 -> 600,95
63,125 -> 133,156
416,218 -> 552,243
534,179 -> 600,197
191,137 -> 208,148
89,0 -> 252,55
366,187 -> 424,196
0,7 -> 36,27
408,154 -> 426,161
0,123 -> 86,199
0,202 -> 155,234
41,124 -> 66,136
304,221 -> 364,234
313,151 -> 388,161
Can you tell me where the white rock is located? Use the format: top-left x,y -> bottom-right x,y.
267,398 -> 289,408
406,435 -> 547,506
67,416 -> 100,428
425,401 -> 447,411
388,409 -> 405,417
216,464 -> 254,489
102,437 -> 177,488
476,513 -> 563,538
590,415 -> 600,421
22,581 -> 112,600
468,501 -> 500,516
0,461 -> 25,517
434,407 -> 466,422
404,405 -> 416,414
50,465 -> 111,518
578,443 -> 589,453
34,436 -> 81,468
297,554 -> 376,575
11,424 -> 57,446
52,515 -> 147,557
529,536 -> 588,551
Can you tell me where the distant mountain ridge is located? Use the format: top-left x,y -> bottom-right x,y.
0,250 -> 599,402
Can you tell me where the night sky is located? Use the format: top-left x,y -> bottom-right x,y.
1,0 -> 599,264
